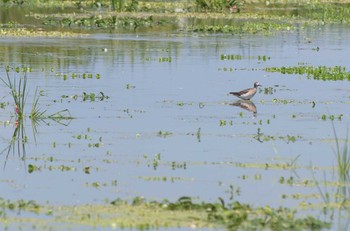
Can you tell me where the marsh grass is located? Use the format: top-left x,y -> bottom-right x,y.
0,67 -> 73,167
311,121 -> 350,230
0,68 -> 27,119
331,122 -> 350,205
332,123 -> 350,183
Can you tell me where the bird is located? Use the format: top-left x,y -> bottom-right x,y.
229,82 -> 262,100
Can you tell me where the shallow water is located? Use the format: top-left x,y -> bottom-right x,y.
1,24 -> 350,228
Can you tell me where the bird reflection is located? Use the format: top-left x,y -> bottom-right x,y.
230,100 -> 257,118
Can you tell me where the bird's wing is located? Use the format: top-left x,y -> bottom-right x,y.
230,88 -> 250,96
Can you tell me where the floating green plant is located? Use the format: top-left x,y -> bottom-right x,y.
126,83 -> 135,89
0,28 -> 84,37
218,67 -> 234,72
59,92 -> 109,102
258,55 -> 270,61
189,21 -> 294,34
321,114 -> 343,121
171,161 -> 187,170
195,0 -> 243,12
253,128 -> 301,143
0,196 -> 331,230
56,72 -> 101,80
272,98 -> 295,104
220,54 -> 270,61
265,65 -> 350,81
139,176 -> 188,182
157,130 -> 172,138
220,54 -> 243,60
144,57 -> 172,62
43,15 -> 157,30
260,87 -> 275,95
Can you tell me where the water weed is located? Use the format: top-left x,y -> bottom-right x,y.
220,54 -> 270,61
0,67 -> 73,166
332,122 -> 350,184
43,15 -> 157,30
265,65 -> 350,81
56,72 -> 101,80
189,21 -> 294,34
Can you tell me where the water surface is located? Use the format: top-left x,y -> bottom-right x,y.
1,24 -> 350,229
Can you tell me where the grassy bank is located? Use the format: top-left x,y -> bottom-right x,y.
1,0 -> 350,36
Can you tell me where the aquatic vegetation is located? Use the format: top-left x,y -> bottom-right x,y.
272,98 -> 295,104
157,130 -> 172,138
0,196 -> 330,230
59,92 -> 109,102
332,123 -> 350,185
265,65 -> 350,81
0,28 -> 84,37
218,67 -> 234,72
43,15 -> 157,30
219,119 -> 233,126
195,0 -> 243,12
139,176 -> 188,182
171,161 -> 187,170
27,163 -> 76,173
82,92 -> 108,101
321,114 -> 343,121
0,67 -> 73,166
300,3 -> 350,24
1,67 -> 27,120
0,198 -> 40,214
85,180 -> 117,188
56,72 -> 101,80
310,123 -> 350,229
72,130 -> 104,148
220,54 -> 243,60
254,128 -> 301,144
144,56 -> 172,62
189,21 -> 294,34
260,86 -> 275,95
141,153 -> 162,170
220,54 -> 270,61
125,83 -> 135,89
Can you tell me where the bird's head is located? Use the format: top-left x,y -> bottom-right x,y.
254,82 -> 262,88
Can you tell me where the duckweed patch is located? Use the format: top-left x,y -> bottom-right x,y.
144,56 -> 172,62
265,65 -> 350,81
139,176 -> 190,182
254,128 -> 301,143
0,28 -> 85,37
56,72 -> 101,80
189,21 -> 294,34
28,163 -> 77,173
220,54 -> 270,61
0,197 -> 331,230
321,114 -> 344,121
43,15 -> 158,29
58,92 -> 109,102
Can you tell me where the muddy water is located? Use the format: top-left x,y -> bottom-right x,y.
1,25 -> 350,228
